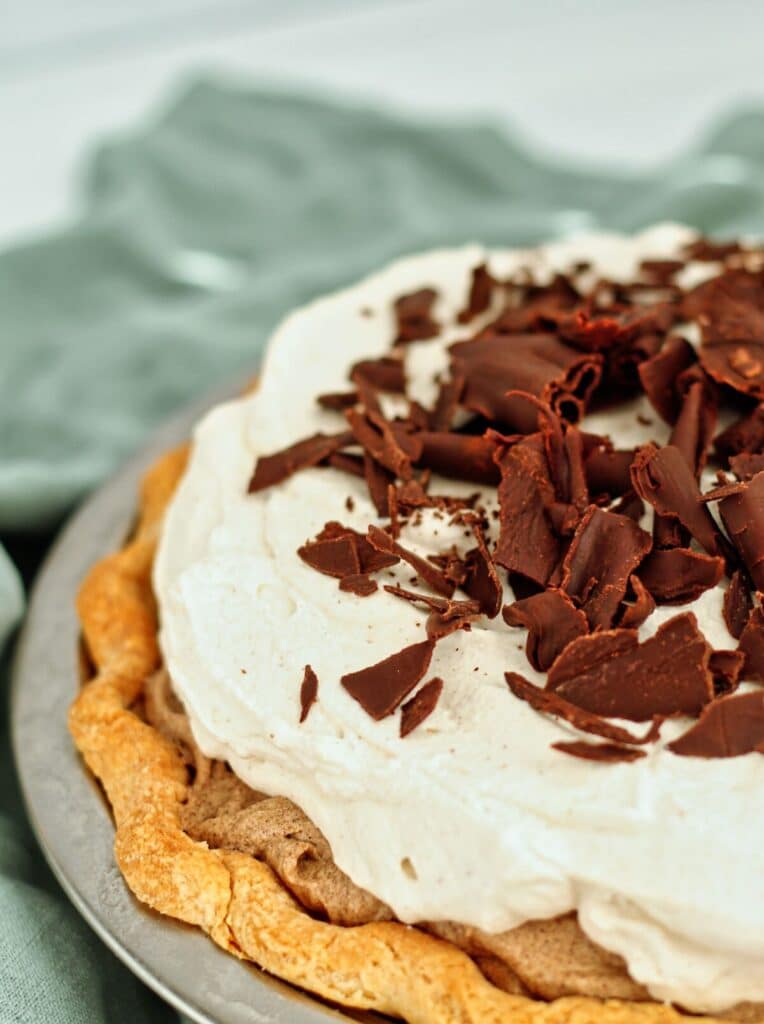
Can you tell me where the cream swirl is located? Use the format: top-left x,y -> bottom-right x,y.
154,224 -> 764,1013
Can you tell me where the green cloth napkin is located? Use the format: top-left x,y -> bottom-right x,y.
3,76 -> 764,1022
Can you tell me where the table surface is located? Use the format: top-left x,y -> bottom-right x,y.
3,0 -> 764,247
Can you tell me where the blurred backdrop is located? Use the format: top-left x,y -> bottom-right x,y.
4,0 -> 764,244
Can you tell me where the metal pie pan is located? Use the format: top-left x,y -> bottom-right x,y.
11,384 -> 384,1024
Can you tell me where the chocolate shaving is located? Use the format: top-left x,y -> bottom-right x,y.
400,678 -> 444,736
668,375 -> 716,478
668,691 -> 764,758
248,431 -> 353,493
719,471 -> 764,589
730,451 -> 764,480
617,574 -> 656,628
458,264 -> 496,323
317,390 -> 358,411
416,432 -> 500,485
584,445 -> 635,500
505,672 -> 663,746
299,522 -> 398,585
638,548 -> 725,604
429,374 -> 465,432
723,570 -> 753,639
394,287 -> 439,343
546,613 -> 714,722
327,451 -> 365,478
364,452 -> 394,515
638,336 -> 696,423
737,603 -> 764,681
367,524 -> 454,597
503,590 -> 588,672
552,740 -> 646,763
683,267 -> 764,345
350,355 -> 405,392
339,574 -> 378,597
299,665 -> 319,723
561,506 -> 651,630
341,639 -> 435,720
451,333 -> 602,431
631,443 -> 721,555
709,649 -> 745,695
494,436 -> 561,587
345,408 -> 420,480
715,404 -> 764,462
700,343 -> 764,398
462,527 -> 503,618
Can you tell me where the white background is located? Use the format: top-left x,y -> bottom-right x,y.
3,0 -> 764,246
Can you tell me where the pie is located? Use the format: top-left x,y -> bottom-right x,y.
70,223 -> 764,1023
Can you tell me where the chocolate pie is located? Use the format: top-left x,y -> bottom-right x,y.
71,224 -> 764,1023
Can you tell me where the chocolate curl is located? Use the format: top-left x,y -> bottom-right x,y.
718,471 -> 764,590
715,403 -> 764,463
668,372 -> 717,478
415,432 -> 500,485
584,444 -> 635,500
723,570 -> 753,639
631,443 -> 722,556
493,435 -> 561,587
561,506 -> 652,630
450,332 -> 602,432
345,408 -> 421,480
638,336 -> 696,424
503,590 -> 588,671
638,548 -> 725,605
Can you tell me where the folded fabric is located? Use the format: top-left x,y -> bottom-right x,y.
3,76 -> 764,1023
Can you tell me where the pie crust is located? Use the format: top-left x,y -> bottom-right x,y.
68,444 -> 760,1024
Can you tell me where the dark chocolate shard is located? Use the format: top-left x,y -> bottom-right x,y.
416,432 -> 500,485
367,525 -> 455,597
505,671 -> 664,745
394,288 -> 439,343
547,613 -> 714,722
724,570 -> 753,639
400,678 -> 444,737
730,451 -> 764,480
638,336 -> 696,424
552,740 -> 647,763
327,451 -> 365,478
451,333 -> 602,431
668,691 -> 764,758
668,374 -> 717,478
462,527 -> 503,618
299,522 -> 398,586
683,267 -> 764,344
298,534 -> 361,578
737,603 -> 764,682
631,443 -> 721,556
494,436 -> 561,587
503,590 -> 588,672
458,264 -> 496,323
299,665 -> 319,724
384,584 -> 480,639
248,431 -> 353,493
618,574 -> 656,629
350,355 -> 405,392
584,444 -> 635,500
701,343 -> 764,399
341,639 -> 435,720
364,452 -> 394,516
339,574 -> 378,597
709,649 -> 745,696
719,471 -> 764,589
561,506 -> 652,630
715,404 -> 764,462
638,548 -> 725,604
317,390 -> 358,411
345,408 -> 420,480
429,374 -> 465,432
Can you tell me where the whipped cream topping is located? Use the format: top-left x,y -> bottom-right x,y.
154,224 -> 764,1013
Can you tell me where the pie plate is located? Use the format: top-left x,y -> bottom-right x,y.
11,383 -> 385,1024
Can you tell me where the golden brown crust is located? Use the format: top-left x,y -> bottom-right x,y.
68,445 -> 756,1024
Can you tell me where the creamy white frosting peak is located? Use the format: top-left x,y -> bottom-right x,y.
154,224 -> 764,1013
